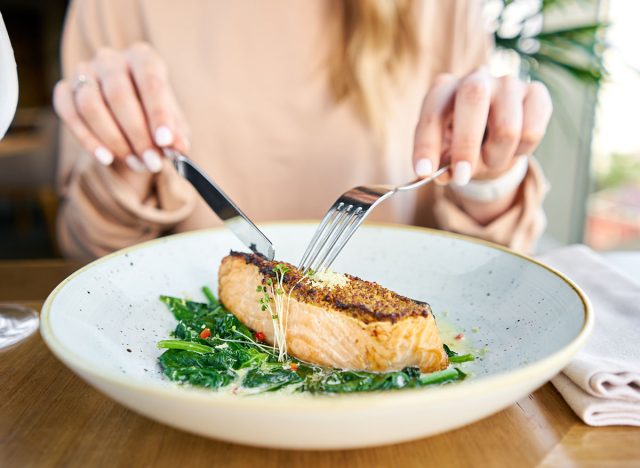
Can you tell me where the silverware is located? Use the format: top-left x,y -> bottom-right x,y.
164,149 -> 275,260
298,165 -> 450,273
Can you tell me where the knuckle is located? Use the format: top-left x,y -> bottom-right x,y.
129,42 -> 166,70
433,73 -> 454,87
499,75 -> 519,89
66,115 -> 83,130
129,41 -> 153,56
413,141 -> 438,157
75,60 -> 90,72
458,79 -> 489,104
101,78 -> 128,105
99,66 -> 125,84
530,81 -> 553,110
131,138 -> 152,155
417,111 -> 441,131
65,115 -> 92,146
52,81 -> 68,109
93,55 -> 127,79
156,60 -> 168,77
139,69 -> 166,93
149,107 -> 169,126
149,53 -> 167,72
123,123 -> 153,151
492,123 -> 520,144
53,79 -> 66,93
520,129 -> 543,146
452,136 -> 481,155
529,80 -> 550,96
75,92 -> 100,116
105,137 -> 128,156
94,47 -> 116,61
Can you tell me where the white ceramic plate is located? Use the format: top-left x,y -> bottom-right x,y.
41,223 -> 592,450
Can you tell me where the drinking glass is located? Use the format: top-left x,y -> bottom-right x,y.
0,304 -> 39,349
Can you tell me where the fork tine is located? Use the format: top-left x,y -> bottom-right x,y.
306,205 -> 356,273
312,207 -> 362,272
298,204 -> 341,269
300,168 -> 447,273
317,209 -> 364,271
303,205 -> 351,273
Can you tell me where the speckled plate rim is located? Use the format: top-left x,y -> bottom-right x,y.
40,221 -> 593,411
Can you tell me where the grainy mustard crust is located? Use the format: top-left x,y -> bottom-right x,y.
226,251 -> 432,324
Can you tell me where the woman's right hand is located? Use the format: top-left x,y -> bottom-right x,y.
53,43 -> 190,195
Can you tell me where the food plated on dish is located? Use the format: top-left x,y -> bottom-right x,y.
40,223 -> 592,449
157,252 -> 473,395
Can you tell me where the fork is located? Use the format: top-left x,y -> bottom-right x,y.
298,165 -> 450,273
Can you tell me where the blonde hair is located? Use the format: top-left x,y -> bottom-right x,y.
329,0 -> 419,135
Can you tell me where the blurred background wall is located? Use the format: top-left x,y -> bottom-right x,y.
0,0 -> 68,258
0,0 -> 638,259
525,0 -> 640,251
585,0 -> 640,250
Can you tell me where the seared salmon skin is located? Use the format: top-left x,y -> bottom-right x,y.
218,252 -> 449,373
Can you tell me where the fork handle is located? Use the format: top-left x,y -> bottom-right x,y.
395,165 -> 450,192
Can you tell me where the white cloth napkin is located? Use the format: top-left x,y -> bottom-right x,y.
538,245 -> 640,426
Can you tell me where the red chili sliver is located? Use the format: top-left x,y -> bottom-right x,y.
199,328 -> 211,339
290,363 -> 299,371
255,331 -> 266,342
455,333 -> 464,341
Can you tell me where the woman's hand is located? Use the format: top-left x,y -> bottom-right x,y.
53,43 -> 189,196
412,67 -> 552,222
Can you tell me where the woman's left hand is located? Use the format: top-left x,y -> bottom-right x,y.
412,66 -> 552,190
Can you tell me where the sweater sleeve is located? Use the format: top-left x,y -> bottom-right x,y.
432,159 -> 549,253
56,0 -> 196,259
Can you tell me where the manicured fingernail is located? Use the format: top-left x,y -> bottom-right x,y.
125,155 -> 147,173
154,126 -> 174,147
453,161 -> 472,186
415,158 -> 433,177
142,149 -> 163,173
94,147 -> 114,166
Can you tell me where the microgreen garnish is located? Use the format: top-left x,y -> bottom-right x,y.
256,263 -> 304,362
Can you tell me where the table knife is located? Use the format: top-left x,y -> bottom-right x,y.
164,149 -> 275,260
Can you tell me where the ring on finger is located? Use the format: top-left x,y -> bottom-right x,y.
72,74 -> 97,94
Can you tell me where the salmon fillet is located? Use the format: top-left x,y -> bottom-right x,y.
218,252 -> 449,373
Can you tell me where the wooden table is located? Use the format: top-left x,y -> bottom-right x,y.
1,260 -> 639,467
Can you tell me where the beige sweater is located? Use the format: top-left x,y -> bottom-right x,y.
57,0 -> 547,259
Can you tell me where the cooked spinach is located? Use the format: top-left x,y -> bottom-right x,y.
444,344 -> 475,363
157,288 -> 470,394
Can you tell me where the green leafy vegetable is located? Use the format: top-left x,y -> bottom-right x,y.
156,287 -> 471,394
157,340 -> 213,354
202,286 -> 218,306
444,344 -> 475,363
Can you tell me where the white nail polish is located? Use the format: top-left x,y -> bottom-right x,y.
125,155 -> 147,173
154,126 -> 174,147
142,149 -> 163,173
94,147 -> 114,166
415,159 -> 433,177
453,161 -> 472,186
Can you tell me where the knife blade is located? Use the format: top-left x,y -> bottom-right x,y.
164,149 -> 275,260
